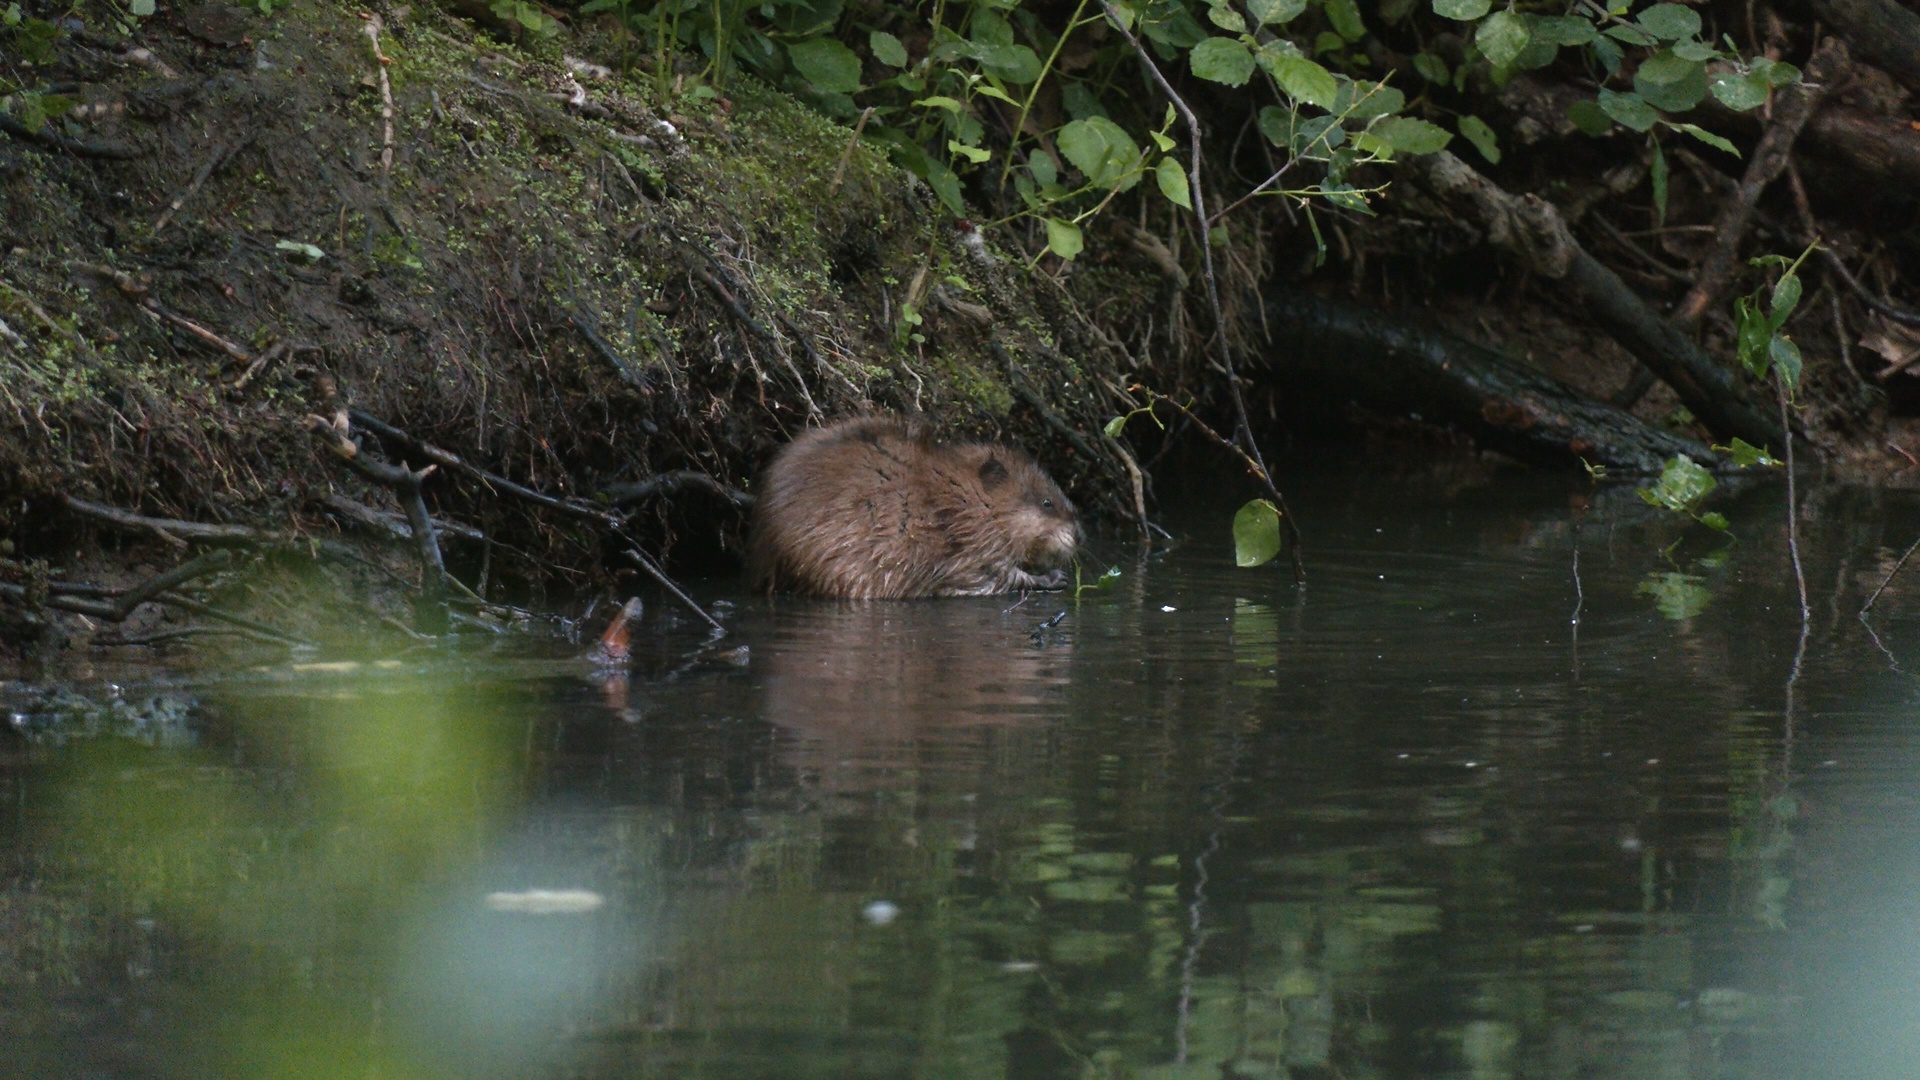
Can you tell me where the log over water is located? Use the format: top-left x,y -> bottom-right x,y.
1253,288 -> 1713,474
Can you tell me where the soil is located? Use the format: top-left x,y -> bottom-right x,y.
0,0 -> 1907,663
0,0 -> 1142,659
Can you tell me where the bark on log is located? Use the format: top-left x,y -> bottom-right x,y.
1804,0 -> 1920,97
1410,151 -> 1787,452
1805,105 -> 1920,190
1254,288 -> 1713,474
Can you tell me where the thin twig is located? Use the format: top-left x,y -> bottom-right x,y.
621,547 -> 724,634
1779,378 -> 1809,628
1099,2 -> 1295,571
828,106 -> 875,192
363,13 -> 395,179
154,137 -> 249,235
1144,392 -> 1304,583
1860,535 -> 1920,615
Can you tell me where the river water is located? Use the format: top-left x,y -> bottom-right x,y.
5,473 -> 1920,1078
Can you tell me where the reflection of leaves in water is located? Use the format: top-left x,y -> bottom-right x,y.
1344,902 -> 1443,936
1233,598 -> 1279,688
1045,876 -> 1128,902
1048,928 -> 1132,967
1638,571 -> 1711,620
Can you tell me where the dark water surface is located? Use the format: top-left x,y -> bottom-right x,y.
7,475 -> 1920,1078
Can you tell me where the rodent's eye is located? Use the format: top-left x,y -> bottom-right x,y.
1041,498 -> 1054,510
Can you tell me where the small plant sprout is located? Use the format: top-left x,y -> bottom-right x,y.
1733,240 -> 1820,397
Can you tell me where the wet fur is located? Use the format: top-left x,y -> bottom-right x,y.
748,418 -> 1079,599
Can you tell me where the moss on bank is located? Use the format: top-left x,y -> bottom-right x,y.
0,0 -> 1140,645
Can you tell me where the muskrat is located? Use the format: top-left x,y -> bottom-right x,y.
747,417 -> 1078,599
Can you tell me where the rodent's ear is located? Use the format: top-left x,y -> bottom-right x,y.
977,455 -> 1009,488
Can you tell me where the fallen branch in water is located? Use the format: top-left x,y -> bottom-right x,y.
601,471 -> 753,511
324,492 -> 487,543
0,548 -> 306,645
345,408 -> 726,634
62,494 -> 272,547
1409,150 -> 1784,451
307,373 -> 448,634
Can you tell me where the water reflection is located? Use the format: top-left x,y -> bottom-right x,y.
7,477 -> 1920,1077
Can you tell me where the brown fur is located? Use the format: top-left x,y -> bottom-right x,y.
747,417 -> 1078,599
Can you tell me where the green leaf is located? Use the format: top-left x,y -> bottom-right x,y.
947,140 -> 992,164
1412,51 -> 1450,83
1769,272 -> 1803,329
1458,115 -> 1499,162
1333,79 -> 1405,119
869,31 -> 908,68
1770,335 -> 1802,391
1046,217 -> 1084,260
1476,10 -> 1530,69
1028,151 -> 1057,186
1248,0 -> 1306,25
1432,0 -> 1489,20
970,8 -> 1013,46
1190,36 -> 1256,86
913,95 -> 965,113
1156,157 -> 1192,207
1352,130 -> 1394,158
1718,437 -> 1779,468
1672,39 -> 1718,61
1698,511 -> 1729,532
1634,49 -> 1707,112
1376,116 -> 1452,154
1568,99 -> 1612,136
1233,499 -> 1283,567
1591,35 -> 1623,76
1709,70 -> 1769,111
788,38 -> 863,94
1598,89 -> 1658,132
1604,23 -> 1657,47
1261,53 -> 1338,108
1057,117 -> 1143,190
1207,4 -> 1248,32
1104,415 -> 1128,438
1735,296 -> 1772,375
1635,2 -> 1701,40
1650,138 -> 1668,227
1640,455 -> 1717,513
1320,182 -> 1374,214
1670,122 -> 1738,156
1754,57 -> 1801,88
129,0 -> 155,14
931,174 -> 964,215
1527,14 -> 1595,45
1323,0 -> 1365,41
982,44 -> 1043,84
